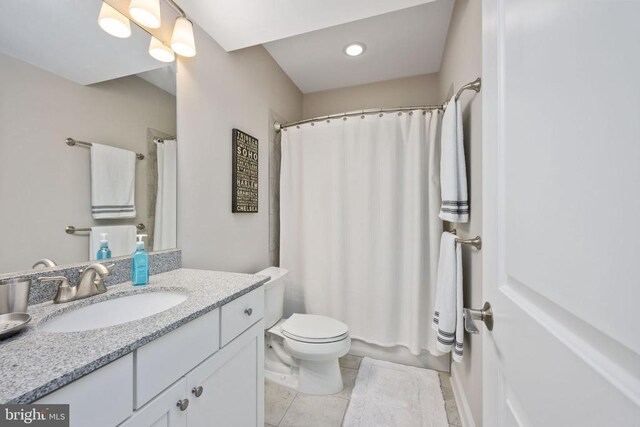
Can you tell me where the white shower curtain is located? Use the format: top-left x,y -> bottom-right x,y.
280,110 -> 443,355
154,139 -> 177,251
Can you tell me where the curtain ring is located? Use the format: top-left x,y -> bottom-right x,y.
311,122 -> 315,126
361,115 -> 365,119
326,119 -> 330,123
398,112 -> 403,116
343,117 -> 347,121
409,111 -> 413,116
379,113 -> 383,117
296,125 -> 300,129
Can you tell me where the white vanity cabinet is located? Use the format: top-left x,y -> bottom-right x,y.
120,379 -> 188,427
34,286 -> 264,427
185,321 -> 264,426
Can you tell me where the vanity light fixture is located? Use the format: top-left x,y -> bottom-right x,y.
148,37 -> 175,62
98,2 -> 131,38
129,0 -> 162,29
98,0 -> 196,62
170,17 -> 196,57
344,42 -> 366,57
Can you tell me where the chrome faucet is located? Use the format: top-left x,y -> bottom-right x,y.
37,263 -> 114,304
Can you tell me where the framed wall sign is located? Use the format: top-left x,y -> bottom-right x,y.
232,128 -> 259,213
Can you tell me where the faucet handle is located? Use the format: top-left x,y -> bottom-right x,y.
37,276 -> 75,304
37,276 -> 70,286
79,263 -> 115,277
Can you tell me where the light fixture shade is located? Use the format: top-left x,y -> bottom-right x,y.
149,37 -> 175,63
129,0 -> 161,29
98,2 -> 131,38
171,17 -> 196,57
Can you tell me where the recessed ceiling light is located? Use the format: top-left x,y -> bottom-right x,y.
344,43 -> 366,57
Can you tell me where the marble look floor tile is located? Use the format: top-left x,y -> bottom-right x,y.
333,367 -> 358,400
265,382 -> 297,426
339,354 -> 362,370
279,394 -> 349,427
438,373 -> 463,427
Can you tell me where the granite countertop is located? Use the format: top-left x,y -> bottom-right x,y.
0,268 -> 268,404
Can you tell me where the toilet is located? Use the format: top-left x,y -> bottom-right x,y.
257,267 -> 351,395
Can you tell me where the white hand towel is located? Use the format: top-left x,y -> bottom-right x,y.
432,231 -> 464,362
89,226 -> 137,260
439,95 -> 469,223
91,143 -> 136,219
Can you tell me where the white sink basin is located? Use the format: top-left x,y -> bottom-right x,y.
40,292 -> 188,333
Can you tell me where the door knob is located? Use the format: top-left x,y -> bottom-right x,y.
463,302 -> 493,333
177,399 -> 189,411
192,386 -> 204,397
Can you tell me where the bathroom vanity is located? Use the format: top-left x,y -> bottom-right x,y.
0,268 -> 267,427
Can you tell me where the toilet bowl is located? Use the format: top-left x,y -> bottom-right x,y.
257,267 -> 351,395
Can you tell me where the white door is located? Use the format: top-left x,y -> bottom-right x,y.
186,321 -> 264,427
120,379 -> 188,427
482,1 -> 640,426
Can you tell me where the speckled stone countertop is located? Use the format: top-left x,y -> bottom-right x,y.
0,268 -> 268,404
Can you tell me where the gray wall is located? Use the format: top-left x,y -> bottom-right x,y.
302,73 -> 440,119
437,0 -> 483,425
0,54 -> 176,273
176,24 -> 302,274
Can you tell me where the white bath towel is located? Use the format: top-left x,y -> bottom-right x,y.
432,231 -> 464,362
439,95 -> 469,223
89,226 -> 137,260
91,143 -> 136,219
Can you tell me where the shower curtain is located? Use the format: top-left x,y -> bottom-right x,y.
280,110 -> 443,355
153,139 -> 177,251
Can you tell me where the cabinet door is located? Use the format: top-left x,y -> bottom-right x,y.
36,353 -> 133,427
120,378 -> 188,427
186,321 -> 264,427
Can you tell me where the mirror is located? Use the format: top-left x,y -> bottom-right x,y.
0,0 -> 178,274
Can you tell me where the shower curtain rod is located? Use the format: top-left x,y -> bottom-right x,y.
274,77 -> 481,132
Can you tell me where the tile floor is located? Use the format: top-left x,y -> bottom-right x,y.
265,355 -> 462,427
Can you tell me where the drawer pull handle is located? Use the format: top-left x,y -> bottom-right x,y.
192,386 -> 204,397
177,399 -> 189,411
244,308 -> 253,316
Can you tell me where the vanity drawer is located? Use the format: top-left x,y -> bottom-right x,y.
135,308 -> 219,409
220,286 -> 264,346
36,353 -> 133,427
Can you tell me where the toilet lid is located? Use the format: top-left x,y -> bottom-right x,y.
281,314 -> 349,343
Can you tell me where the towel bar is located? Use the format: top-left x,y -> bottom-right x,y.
66,138 -> 145,160
66,223 -> 145,234
450,230 -> 482,250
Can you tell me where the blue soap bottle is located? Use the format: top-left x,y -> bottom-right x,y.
97,233 -> 112,260
132,234 -> 149,286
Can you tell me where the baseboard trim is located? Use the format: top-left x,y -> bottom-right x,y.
450,367 -> 477,427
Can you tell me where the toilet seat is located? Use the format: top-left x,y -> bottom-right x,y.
281,314 -> 349,344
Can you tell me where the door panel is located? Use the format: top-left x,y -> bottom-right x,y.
483,1 -> 640,425
187,321 -> 264,427
120,379 -> 187,427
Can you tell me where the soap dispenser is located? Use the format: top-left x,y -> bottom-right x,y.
97,233 -> 112,260
132,234 -> 149,286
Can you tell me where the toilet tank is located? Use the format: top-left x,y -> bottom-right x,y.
256,267 -> 289,329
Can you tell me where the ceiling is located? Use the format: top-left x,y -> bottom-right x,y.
0,0 -> 169,86
264,1 -> 454,93
175,0 -> 440,52
178,0 -> 454,93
